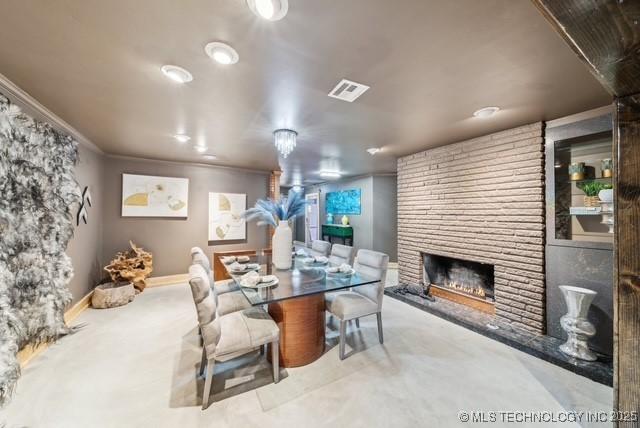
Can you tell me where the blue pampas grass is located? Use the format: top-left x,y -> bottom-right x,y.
242,191 -> 307,227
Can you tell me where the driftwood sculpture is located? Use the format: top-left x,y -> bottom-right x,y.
104,241 -> 153,291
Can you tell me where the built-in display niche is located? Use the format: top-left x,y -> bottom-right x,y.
553,132 -> 613,244
423,253 -> 495,314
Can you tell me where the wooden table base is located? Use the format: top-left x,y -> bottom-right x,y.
268,294 -> 326,368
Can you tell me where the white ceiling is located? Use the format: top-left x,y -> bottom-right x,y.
0,0 -> 610,185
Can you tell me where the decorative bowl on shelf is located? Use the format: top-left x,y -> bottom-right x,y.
598,188 -> 613,203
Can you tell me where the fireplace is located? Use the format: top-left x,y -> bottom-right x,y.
423,253 -> 495,314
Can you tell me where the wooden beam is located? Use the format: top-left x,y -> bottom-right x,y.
531,1 -> 640,421
532,0 -> 640,97
614,94 -> 640,420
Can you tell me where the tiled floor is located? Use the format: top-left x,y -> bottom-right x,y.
2,275 -> 612,428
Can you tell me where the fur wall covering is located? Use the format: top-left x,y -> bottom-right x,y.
0,94 -> 80,405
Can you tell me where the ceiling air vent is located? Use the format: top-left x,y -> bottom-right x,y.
328,79 -> 370,102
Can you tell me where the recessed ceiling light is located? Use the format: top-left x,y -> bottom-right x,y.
194,145 -> 208,153
161,65 -> 193,83
473,106 -> 500,118
367,147 -> 382,155
174,134 -> 191,143
247,0 -> 289,21
205,42 -> 239,65
202,154 -> 217,160
320,171 -> 342,179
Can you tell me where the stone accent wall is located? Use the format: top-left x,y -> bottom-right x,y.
397,122 -> 545,332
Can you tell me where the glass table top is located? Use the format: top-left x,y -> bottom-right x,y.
223,252 -> 379,306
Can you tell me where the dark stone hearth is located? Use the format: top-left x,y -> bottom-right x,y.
385,285 -> 613,386
393,283 -> 435,301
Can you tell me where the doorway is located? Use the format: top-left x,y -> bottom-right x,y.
305,193 -> 320,245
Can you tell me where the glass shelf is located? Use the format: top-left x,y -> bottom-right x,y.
552,132 -> 613,243
566,177 -> 612,184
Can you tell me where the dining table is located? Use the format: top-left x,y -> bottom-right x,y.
222,249 -> 379,368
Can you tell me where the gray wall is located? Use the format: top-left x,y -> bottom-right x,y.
302,175 -> 397,261
372,176 -> 398,261
101,156 -> 270,277
305,176 -> 374,251
66,145 -> 104,304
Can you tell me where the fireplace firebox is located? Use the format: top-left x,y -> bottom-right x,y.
423,253 -> 495,314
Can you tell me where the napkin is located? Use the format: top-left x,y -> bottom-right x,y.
295,248 -> 308,256
241,271 -> 261,287
221,256 -> 236,264
237,255 -> 251,263
229,262 -> 244,272
339,263 -> 352,273
315,256 -> 328,264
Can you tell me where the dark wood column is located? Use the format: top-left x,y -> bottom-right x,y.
614,95 -> 640,420
532,0 -> 640,422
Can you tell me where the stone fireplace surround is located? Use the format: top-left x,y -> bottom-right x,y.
397,122 -> 545,333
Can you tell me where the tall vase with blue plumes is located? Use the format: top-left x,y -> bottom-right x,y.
242,191 -> 307,270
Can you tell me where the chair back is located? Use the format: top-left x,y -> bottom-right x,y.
191,247 -> 212,274
353,249 -> 389,310
328,244 -> 355,266
188,264 -> 221,356
311,240 -> 331,257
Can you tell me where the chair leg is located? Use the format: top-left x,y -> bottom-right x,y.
202,358 -> 215,410
198,327 -> 203,347
355,318 -> 360,328
260,344 -> 265,356
376,312 -> 384,344
199,347 -> 207,377
339,320 -> 347,360
272,341 -> 280,383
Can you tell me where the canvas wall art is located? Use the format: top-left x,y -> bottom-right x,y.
121,174 -> 189,217
208,193 -> 246,241
326,189 -> 362,214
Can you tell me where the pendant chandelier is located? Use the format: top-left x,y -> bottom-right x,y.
273,129 -> 297,158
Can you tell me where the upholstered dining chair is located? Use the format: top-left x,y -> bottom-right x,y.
188,264 -> 280,409
328,244 -> 356,266
189,262 -> 250,316
309,240 -> 331,257
190,247 -> 239,295
325,249 -> 389,360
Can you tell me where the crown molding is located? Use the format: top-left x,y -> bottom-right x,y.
0,72 -> 103,154
104,153 -> 271,175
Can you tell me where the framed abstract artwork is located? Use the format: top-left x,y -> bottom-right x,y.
208,192 -> 247,241
121,174 -> 189,217
326,188 -> 361,215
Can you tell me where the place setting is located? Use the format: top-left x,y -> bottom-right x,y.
221,255 -> 251,264
228,260 -> 260,274
301,255 -> 329,266
292,248 -> 308,258
325,263 -> 356,278
239,271 -> 279,289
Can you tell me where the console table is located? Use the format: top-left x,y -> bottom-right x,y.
321,224 -> 353,246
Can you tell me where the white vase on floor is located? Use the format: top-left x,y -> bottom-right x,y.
273,220 -> 293,270
559,285 -> 598,361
